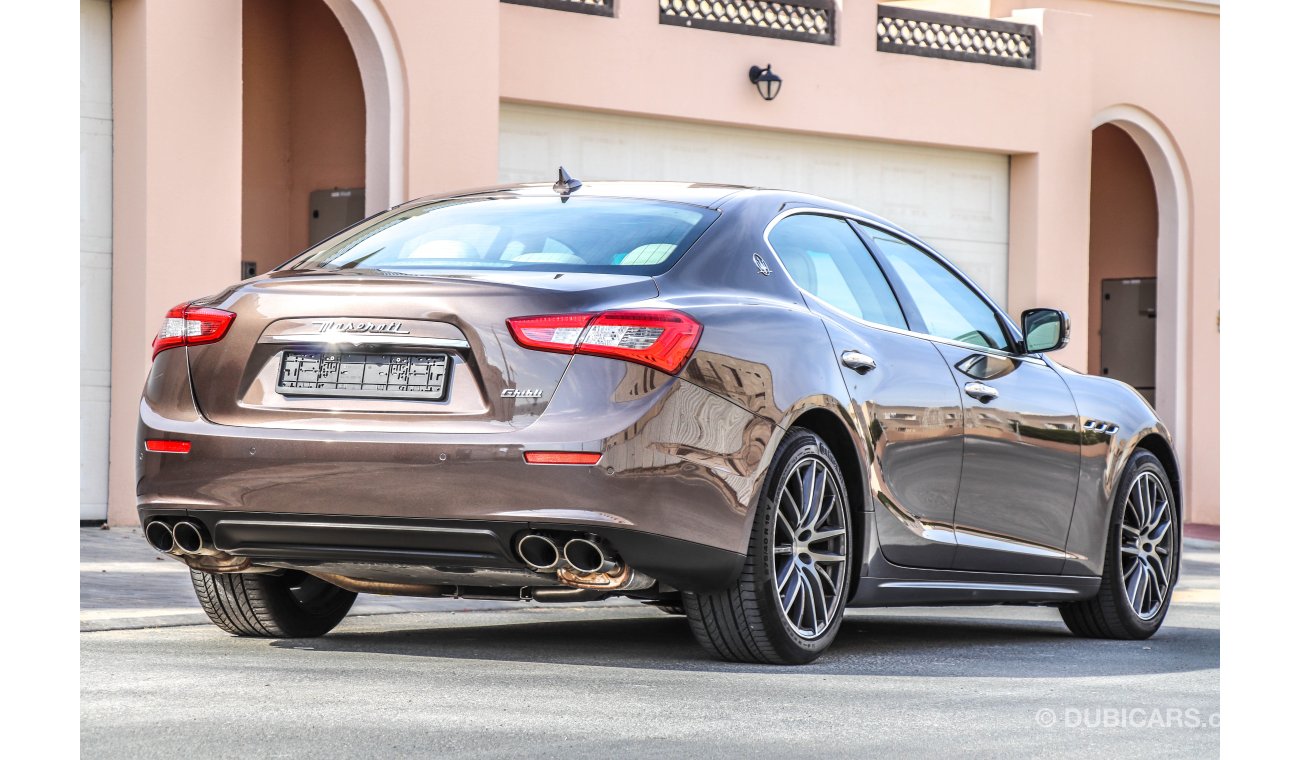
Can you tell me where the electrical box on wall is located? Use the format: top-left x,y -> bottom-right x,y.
241,261 -> 257,279
309,188 -> 366,246
1100,277 -> 1157,405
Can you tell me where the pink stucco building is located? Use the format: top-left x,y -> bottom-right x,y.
79,0 -> 1219,528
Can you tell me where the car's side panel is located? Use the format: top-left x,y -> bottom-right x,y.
815,311 -> 966,570
661,193 -> 872,528
640,199 -> 884,584
931,343 -> 1082,575
669,298 -> 862,506
1057,366 -> 1180,577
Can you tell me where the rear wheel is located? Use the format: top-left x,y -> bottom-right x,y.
683,428 -> 852,664
191,569 -> 356,638
1060,449 -> 1179,639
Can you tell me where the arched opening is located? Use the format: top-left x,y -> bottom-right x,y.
1090,106 -> 1191,463
322,0 -> 407,215
1088,124 -> 1159,403
242,0 -> 367,275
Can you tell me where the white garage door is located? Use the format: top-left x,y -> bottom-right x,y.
81,0 -> 113,521
499,103 -> 1009,304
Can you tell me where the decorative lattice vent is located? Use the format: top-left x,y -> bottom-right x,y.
659,0 -> 835,45
501,0 -> 615,17
877,6 -> 1036,69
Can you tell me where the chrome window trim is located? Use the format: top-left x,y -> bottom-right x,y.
761,207 -> 1046,366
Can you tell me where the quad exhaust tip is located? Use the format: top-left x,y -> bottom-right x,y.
172,521 -> 206,555
145,521 -> 176,554
516,534 -> 562,572
562,537 -> 617,574
146,520 -> 218,556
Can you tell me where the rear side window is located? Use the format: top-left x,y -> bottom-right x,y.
768,215 -> 908,330
860,225 -> 1011,352
289,197 -> 719,275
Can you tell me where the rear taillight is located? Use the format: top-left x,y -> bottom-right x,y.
506,309 -> 701,374
505,313 -> 594,354
152,302 -> 236,360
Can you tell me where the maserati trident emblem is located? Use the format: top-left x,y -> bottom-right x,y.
753,253 -> 772,276
312,320 -> 410,335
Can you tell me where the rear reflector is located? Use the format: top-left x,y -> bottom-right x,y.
152,302 -> 236,359
145,439 -> 192,454
523,451 -> 602,465
506,309 -> 701,374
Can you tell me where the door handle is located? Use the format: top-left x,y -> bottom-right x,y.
841,350 -> 877,374
964,382 -> 999,403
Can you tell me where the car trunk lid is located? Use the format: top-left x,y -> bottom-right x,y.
185,268 -> 659,432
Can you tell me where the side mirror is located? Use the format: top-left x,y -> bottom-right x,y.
1021,308 -> 1070,354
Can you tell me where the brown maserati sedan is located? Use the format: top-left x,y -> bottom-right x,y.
138,175 -> 1181,664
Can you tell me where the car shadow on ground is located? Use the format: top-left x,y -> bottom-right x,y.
269,610 -> 1219,677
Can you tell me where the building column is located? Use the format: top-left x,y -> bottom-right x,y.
1005,9 -> 1095,372
108,0 -> 243,524
382,0 -> 501,196
1007,142 -> 1094,372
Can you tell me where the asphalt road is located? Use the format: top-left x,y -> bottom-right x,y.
81,536 -> 1219,758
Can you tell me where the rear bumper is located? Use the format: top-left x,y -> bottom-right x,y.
137,507 -> 744,591
137,354 -> 769,590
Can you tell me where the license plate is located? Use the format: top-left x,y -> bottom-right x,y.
277,351 -> 450,400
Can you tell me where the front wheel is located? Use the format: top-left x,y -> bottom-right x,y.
1060,449 -> 1179,639
191,569 -> 357,638
683,428 -> 853,664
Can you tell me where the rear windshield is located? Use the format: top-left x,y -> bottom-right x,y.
287,196 -> 719,275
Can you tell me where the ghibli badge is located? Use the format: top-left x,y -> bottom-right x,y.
501,388 -> 544,398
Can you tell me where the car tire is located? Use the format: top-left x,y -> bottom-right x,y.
1060,449 -> 1179,639
683,427 -> 853,665
191,568 -> 357,638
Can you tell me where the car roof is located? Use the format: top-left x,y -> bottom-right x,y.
415,181 -> 752,209
412,181 -> 899,226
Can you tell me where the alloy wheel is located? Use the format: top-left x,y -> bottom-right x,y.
772,456 -> 848,639
1119,471 -> 1175,620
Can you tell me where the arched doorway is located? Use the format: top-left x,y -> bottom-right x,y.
1090,106 -> 1190,464
321,0 -> 407,215
242,0 -> 367,275
1088,124 -> 1158,402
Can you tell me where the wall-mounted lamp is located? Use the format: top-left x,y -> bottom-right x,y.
748,64 -> 782,101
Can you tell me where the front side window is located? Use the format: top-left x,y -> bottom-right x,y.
288,197 -> 719,275
768,215 -> 908,330
859,225 -> 1011,352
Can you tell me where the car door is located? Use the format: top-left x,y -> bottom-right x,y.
767,213 -> 965,570
859,224 -> 1082,575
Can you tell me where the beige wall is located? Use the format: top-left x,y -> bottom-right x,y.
109,0 -> 243,525
993,0 -> 1220,523
1087,123 -> 1159,375
242,0 -> 365,274
107,0 -> 1219,525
